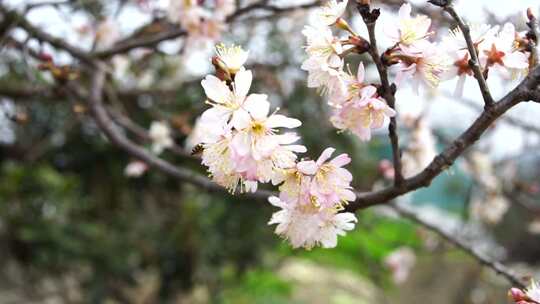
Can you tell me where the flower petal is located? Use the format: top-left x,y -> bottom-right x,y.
244,95 -> 270,120
233,69 -> 253,100
201,75 -> 231,103
316,147 -> 336,166
266,114 -> 302,129
297,160 -> 318,175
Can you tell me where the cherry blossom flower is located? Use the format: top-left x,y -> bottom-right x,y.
230,98 -> 305,183
384,247 -> 417,284
509,280 -> 540,304
149,121 -> 174,154
200,69 -> 255,125
214,43 -> 249,74
526,280 -> 540,302
302,25 -> 343,67
442,24 -> 499,96
330,86 -> 396,141
394,43 -> 450,93
267,196 -> 357,249
482,23 -> 530,77
301,26 -> 346,96
168,0 -> 230,46
296,147 -> 356,209
316,0 -> 348,26
328,62 -> 369,106
384,3 -> 432,51
94,18 -> 121,51
124,161 -> 148,178
302,56 -> 345,94
200,127 -> 246,192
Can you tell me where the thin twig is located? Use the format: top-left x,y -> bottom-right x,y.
391,203 -> 526,288
430,2 -> 495,108
526,8 -> 540,68
0,4 -> 94,66
358,4 -> 404,186
93,0 -> 321,59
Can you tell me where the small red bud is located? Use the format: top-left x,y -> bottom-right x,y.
527,8 -> 535,22
348,36 -> 370,54
38,53 -> 53,62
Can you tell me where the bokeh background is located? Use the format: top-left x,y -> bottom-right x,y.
0,0 -> 540,303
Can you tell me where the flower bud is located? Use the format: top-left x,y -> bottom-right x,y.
211,55 -> 231,82
527,8 -> 535,22
38,52 -> 53,62
509,288 -> 527,302
335,18 -> 357,36
348,35 -> 370,54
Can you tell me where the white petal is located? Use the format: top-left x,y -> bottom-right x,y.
244,95 -> 270,120
201,75 -> 230,103
268,196 -> 285,208
231,109 -> 252,130
297,160 -> 318,175
316,147 -> 336,166
233,69 -> 253,100
266,114 -> 302,129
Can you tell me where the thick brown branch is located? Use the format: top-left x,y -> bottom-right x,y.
347,65 -> 540,212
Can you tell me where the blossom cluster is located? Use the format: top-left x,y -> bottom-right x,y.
167,0 -> 235,47
509,280 -> 540,304
302,1 -> 532,140
186,44 -> 358,249
301,1 -> 396,141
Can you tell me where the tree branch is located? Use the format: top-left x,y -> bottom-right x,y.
358,3 -> 404,186
0,4 -> 94,66
85,65 -> 272,201
429,1 -> 495,108
390,203 -> 526,288
93,0 -> 321,59
347,64 -> 540,212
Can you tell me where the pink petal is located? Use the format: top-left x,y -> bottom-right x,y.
356,62 -> 365,83
329,153 -> 351,167
316,147 -> 336,166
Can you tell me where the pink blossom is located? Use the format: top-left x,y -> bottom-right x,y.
384,3 -> 432,51
316,0 -> 348,26
384,247 -> 416,284
330,86 -> 396,141
394,42 -> 450,93
296,147 -> 356,209
267,196 -> 357,249
124,161 -> 148,178
482,23 -> 530,78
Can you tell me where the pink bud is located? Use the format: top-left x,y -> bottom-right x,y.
509,288 -> 527,302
